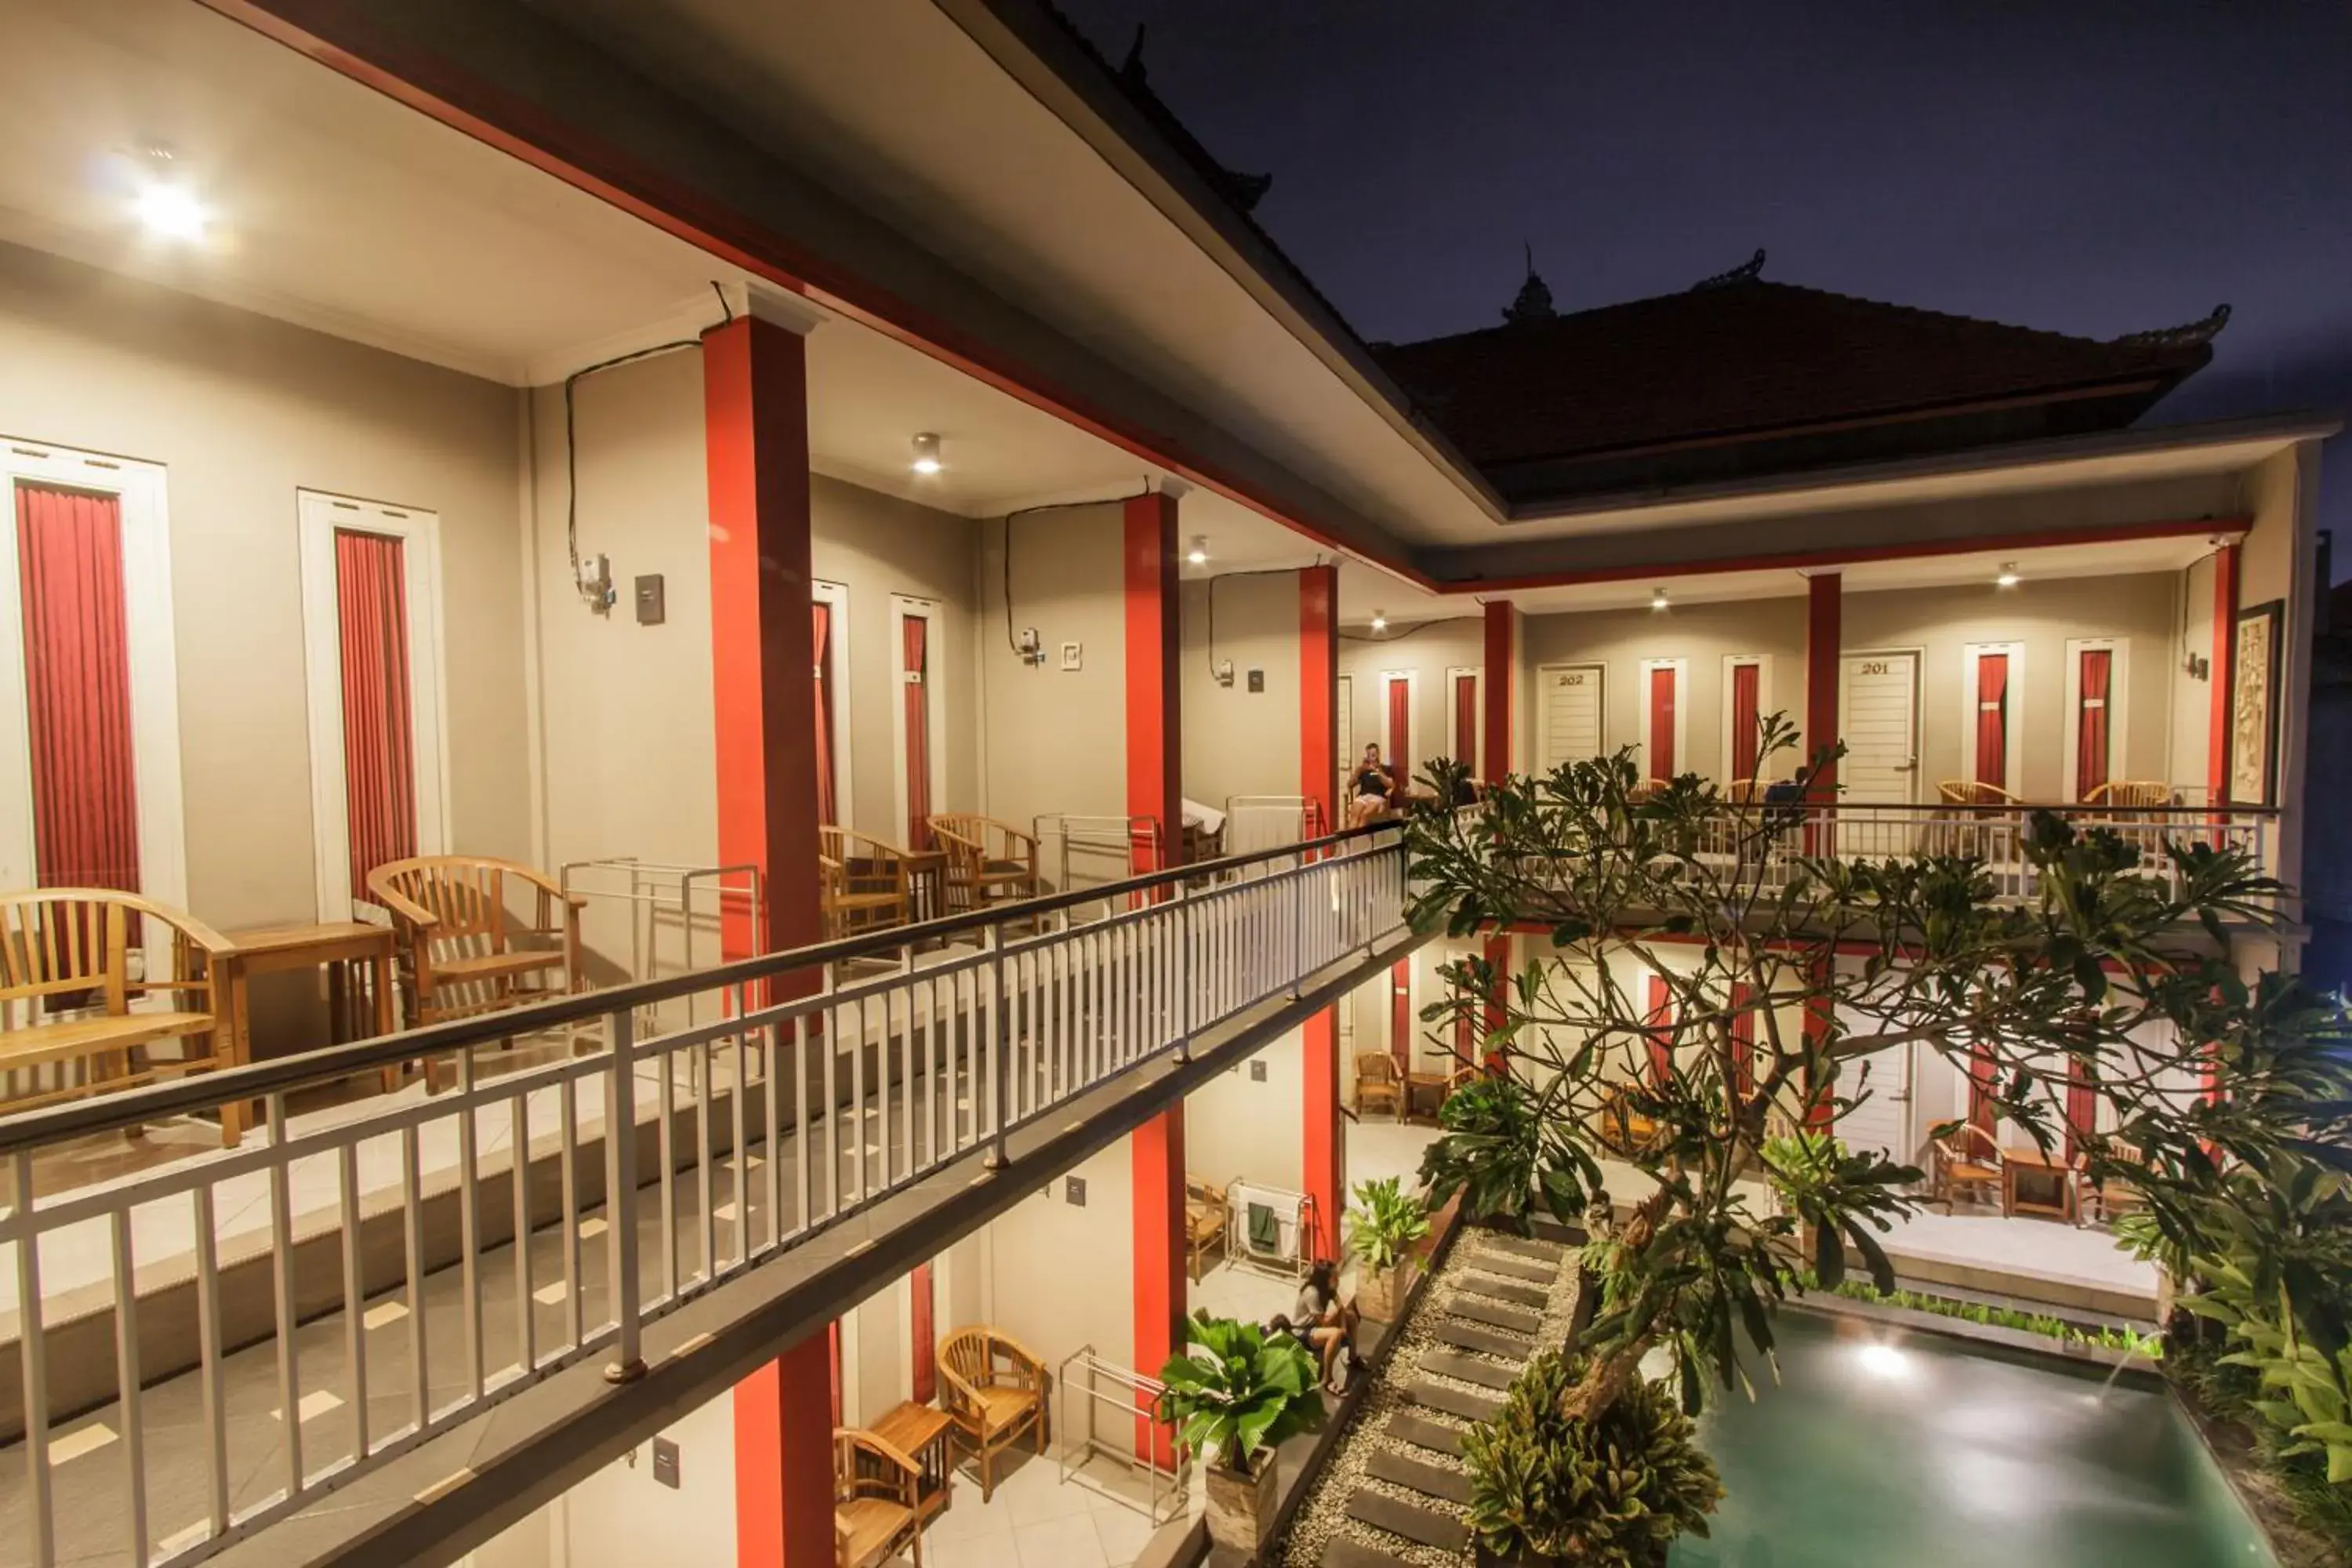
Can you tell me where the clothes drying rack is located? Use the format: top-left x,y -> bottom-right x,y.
1224,1178 -> 1317,1281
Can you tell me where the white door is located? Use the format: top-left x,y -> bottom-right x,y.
1839,652 -> 1918,803
1537,663 -> 1606,771
1833,1005 -> 1916,1163
1336,673 -> 1355,808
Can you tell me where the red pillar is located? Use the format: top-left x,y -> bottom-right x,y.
1125,491 -> 1185,1459
1803,573 -> 1842,797
1299,567 -> 1343,1257
1802,956 -> 1837,1129
705,305 -> 833,1568
1479,601 -> 1518,1062
2209,543 -> 2241,804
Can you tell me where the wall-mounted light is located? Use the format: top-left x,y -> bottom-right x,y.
1994,562 -> 2021,588
1650,586 -> 1670,612
909,432 -> 943,475
1370,610 -> 1387,633
1186,534 -> 1208,566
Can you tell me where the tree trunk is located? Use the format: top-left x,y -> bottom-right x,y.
1555,1189 -> 1672,1423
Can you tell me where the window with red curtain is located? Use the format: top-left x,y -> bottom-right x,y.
812,601 -> 836,826
1729,982 -> 1756,1099
1966,1040 -> 1998,1136
909,1260 -> 935,1403
1452,672 -> 1477,768
1973,652 -> 2009,792
902,614 -> 931,850
2063,1056 -> 2100,1163
334,528 -> 418,898
1644,975 -> 1674,1084
1385,677 -> 1410,789
15,483 -> 141,894
1389,958 -> 1413,1073
2076,648 -> 2111,802
1730,662 -> 1762,782
1647,666 -> 1676,779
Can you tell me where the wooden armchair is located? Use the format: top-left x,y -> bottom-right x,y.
1354,1051 -> 1403,1119
1185,1176 -> 1229,1282
0,889 -> 232,1131
2076,1138 -> 2147,1226
365,855 -> 583,1028
936,1325 -> 1048,1501
818,826 -> 918,940
833,1428 -> 925,1568
2084,781 -> 2172,810
927,815 -> 1040,913
1594,1083 -> 1664,1157
1929,1123 -> 2004,1212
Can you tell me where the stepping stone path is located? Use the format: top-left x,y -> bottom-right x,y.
1279,1226 -> 1582,1566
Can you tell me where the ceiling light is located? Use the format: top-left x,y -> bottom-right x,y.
909,432 -> 942,476
1650,586 -> 1670,612
134,181 -> 209,241
1370,611 -> 1387,633
1995,562 -> 2020,588
1186,535 -> 1208,566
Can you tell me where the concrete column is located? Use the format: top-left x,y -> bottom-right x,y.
1299,566 -> 1343,1256
1480,601 -> 1520,1064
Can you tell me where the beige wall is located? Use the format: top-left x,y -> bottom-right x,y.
1181,572 -> 1303,811
978,506 -> 1127,862
1185,1027 -> 1305,1194
1521,598 -> 1809,781
979,1137 -> 1136,1445
1338,618 -> 1485,788
2172,554 -> 2217,793
2236,446 -> 2319,907
1840,572 -> 2180,801
0,239 -> 532,935
554,1384 -> 739,1568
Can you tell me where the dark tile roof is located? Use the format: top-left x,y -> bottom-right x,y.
1372,275 -> 2220,480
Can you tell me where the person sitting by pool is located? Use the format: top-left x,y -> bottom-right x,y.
1348,742 -> 1396,828
1294,1259 -> 1363,1392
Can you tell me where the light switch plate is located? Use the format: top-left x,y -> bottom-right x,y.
1249,1059 -> 1267,1082
1061,641 -> 1083,671
1065,1175 -> 1087,1207
1247,668 -> 1264,692
652,1436 -> 680,1489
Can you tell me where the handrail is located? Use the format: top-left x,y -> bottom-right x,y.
0,821 -> 1405,1155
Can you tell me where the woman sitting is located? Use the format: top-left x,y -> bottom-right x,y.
1347,742 -> 1397,828
1291,1259 -> 1364,1392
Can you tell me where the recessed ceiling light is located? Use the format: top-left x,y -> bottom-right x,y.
1186,535 -> 1208,566
1650,586 -> 1670,612
909,432 -> 942,475
1995,562 -> 2021,588
134,181 -> 208,241
1370,610 -> 1387,633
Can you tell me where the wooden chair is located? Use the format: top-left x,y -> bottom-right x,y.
927,815 -> 1040,913
2085,781 -> 2172,810
1929,1123 -> 2005,1212
0,889 -> 232,1130
1594,1083 -> 1663,1156
818,826 -> 918,940
2076,1138 -> 2147,1225
833,1428 -> 925,1568
1354,1051 -> 1403,1119
366,855 -> 583,1028
936,1326 -> 1048,1501
1936,780 -> 2018,807
1185,1175 -> 1229,1282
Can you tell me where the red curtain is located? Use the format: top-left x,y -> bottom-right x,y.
1644,975 -> 1674,1084
902,614 -> 931,849
909,1260 -> 935,1403
2076,648 -> 2111,802
1647,666 -> 1676,779
1973,652 -> 2009,791
1390,957 -> 1412,1073
1453,673 -> 1477,768
1729,982 -> 1755,1099
15,484 -> 140,893
1385,676 -> 1410,787
827,1320 -> 843,1427
812,602 -> 836,826
2063,1056 -> 2100,1163
1730,662 -> 1762,782
334,528 -> 419,898
1966,1040 -> 1998,1137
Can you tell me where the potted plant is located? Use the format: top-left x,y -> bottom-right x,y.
1462,1351 -> 1721,1567
1154,1315 -> 1327,1552
1345,1175 -> 1432,1322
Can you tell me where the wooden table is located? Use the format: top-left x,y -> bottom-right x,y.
216,922 -> 399,1145
1405,1071 -> 1449,1122
2001,1144 -> 2077,1222
870,1399 -> 954,1523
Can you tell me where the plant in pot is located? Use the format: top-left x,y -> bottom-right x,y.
1154,1315 -> 1327,1553
1345,1175 -> 1432,1323
1463,1350 -> 1722,1567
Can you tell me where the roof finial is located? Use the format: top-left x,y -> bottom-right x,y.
1119,24 -> 1148,85
1691,248 -> 1767,291
1503,243 -> 1556,326
2114,303 -> 2231,349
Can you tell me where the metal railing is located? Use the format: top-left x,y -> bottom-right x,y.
0,824 -> 1410,1568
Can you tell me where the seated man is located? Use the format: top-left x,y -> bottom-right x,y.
1347,742 -> 1397,829
1292,1259 -> 1363,1392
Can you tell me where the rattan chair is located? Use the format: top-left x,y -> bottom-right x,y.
936,1326 -> 1047,1501
927,815 -> 1040,913
1354,1051 -> 1403,1119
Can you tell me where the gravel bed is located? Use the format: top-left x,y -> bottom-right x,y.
1272,1232 -> 1578,1567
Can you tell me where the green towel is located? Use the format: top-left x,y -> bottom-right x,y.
1247,1201 -> 1279,1253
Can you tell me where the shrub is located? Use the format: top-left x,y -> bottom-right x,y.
1463,1352 -> 1722,1566
1344,1176 -> 1432,1274
1152,1315 -> 1325,1478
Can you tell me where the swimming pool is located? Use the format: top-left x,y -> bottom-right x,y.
1671,1309 -> 2273,1568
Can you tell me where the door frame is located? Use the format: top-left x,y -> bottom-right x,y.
1838,647 -> 1924,804
1534,661 -> 1606,770
0,438 -> 188,967
299,488 -> 451,922
1959,641 -> 2027,798
890,594 -> 947,843
812,579 -> 854,829
1719,654 -> 1774,782
2060,637 -> 2129,803
1636,657 -> 1688,782
1334,672 -> 1355,806
1443,665 -> 1482,771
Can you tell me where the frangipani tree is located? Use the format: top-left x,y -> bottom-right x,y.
1403,714 -> 2347,1432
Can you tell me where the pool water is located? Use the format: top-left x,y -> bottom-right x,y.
1671,1311 -> 2273,1568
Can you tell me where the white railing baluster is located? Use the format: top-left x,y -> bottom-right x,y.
338,1141 -> 368,1460
560,1076 -> 583,1351
111,1206 -> 147,1565
400,1124 -> 428,1429
604,1009 -> 644,1384
14,1151 -> 53,1567
267,1091 -> 303,1500
511,1094 -> 534,1374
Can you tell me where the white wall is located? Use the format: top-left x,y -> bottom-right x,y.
556,1383 -> 741,1568
1185,1028 -> 1304,1194
1181,572 -> 1303,812
1338,618 -> 1485,788
978,1137 -> 1137,1448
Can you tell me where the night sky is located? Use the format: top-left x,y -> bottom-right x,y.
1058,2 -> 2352,574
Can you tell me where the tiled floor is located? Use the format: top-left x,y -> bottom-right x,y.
1881,1205 -> 2157,1297
895,1448 -> 1173,1568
